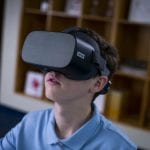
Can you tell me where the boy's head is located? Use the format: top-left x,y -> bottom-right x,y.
63,27 -> 119,95
22,26 -> 119,97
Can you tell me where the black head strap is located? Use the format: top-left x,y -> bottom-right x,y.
63,27 -> 110,76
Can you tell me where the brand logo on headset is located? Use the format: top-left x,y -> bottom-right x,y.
77,51 -> 85,60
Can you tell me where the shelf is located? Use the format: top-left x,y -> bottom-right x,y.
13,91 -> 54,110
17,1 -> 150,132
12,0 -> 150,133
24,9 -> 80,19
118,19 -> 150,27
16,92 -> 45,102
115,70 -> 148,81
82,15 -> 112,22
24,8 -> 48,15
51,11 -> 79,19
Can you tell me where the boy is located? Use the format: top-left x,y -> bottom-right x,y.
0,27 -> 137,149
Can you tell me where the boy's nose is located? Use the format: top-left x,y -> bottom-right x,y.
49,71 -> 61,78
50,71 -> 56,77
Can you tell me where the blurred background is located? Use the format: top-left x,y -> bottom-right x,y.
0,0 -> 150,149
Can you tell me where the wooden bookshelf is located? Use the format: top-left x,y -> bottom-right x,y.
12,0 -> 150,131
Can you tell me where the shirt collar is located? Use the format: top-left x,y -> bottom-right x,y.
46,105 -> 101,150
46,110 -> 58,144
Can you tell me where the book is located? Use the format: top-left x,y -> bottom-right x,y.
106,90 -> 128,121
40,0 -> 49,12
128,0 -> 150,23
65,0 -> 81,16
24,71 -> 44,98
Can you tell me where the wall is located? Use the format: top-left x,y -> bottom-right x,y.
0,0 -> 51,111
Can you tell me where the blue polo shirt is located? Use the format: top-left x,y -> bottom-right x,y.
0,105 -> 137,150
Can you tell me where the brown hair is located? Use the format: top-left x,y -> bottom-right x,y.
76,27 -> 119,80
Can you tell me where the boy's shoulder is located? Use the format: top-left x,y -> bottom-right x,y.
96,113 -> 137,149
25,107 -> 53,118
21,107 -> 53,127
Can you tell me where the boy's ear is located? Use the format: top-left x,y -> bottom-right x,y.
92,76 -> 108,93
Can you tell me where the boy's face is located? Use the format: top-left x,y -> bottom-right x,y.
44,71 -> 99,104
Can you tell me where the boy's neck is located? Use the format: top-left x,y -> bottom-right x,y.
54,102 -> 93,139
